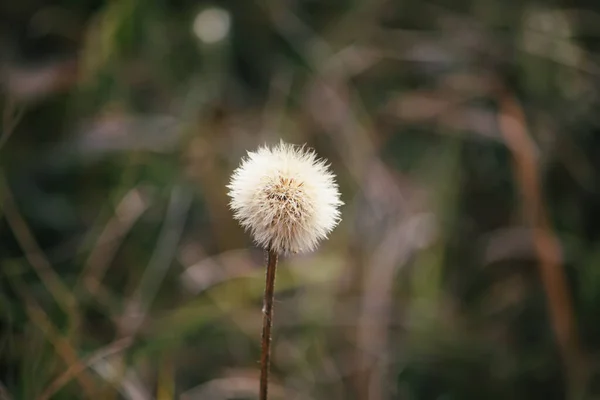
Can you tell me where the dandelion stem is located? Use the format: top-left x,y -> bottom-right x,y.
260,248 -> 278,400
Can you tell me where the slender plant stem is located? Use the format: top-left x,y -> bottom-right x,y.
260,248 -> 279,400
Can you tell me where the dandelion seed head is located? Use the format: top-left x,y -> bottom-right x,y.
227,141 -> 342,254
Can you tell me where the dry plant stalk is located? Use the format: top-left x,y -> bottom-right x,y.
497,89 -> 586,398
260,249 -> 278,399
228,141 -> 342,399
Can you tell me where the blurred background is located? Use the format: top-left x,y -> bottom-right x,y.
1,0 -> 600,399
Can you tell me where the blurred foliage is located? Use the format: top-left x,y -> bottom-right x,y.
2,0 -> 600,399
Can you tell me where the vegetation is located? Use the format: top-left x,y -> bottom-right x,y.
1,0 -> 600,399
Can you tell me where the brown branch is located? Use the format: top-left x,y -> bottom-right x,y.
260,249 -> 279,400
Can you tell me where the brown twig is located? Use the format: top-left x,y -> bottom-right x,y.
260,249 -> 279,400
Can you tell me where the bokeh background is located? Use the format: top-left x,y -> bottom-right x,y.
2,0 -> 600,399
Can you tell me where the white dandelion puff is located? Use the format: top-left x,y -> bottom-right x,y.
227,141 -> 342,254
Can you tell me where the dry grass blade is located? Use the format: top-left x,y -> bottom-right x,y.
119,185 -> 192,336
0,172 -> 79,330
89,359 -> 151,400
181,373 -> 289,400
357,213 -> 435,400
0,94 -> 25,150
6,275 -> 98,398
79,187 -> 149,298
37,337 -> 133,400
497,88 -> 586,398
0,381 -> 12,400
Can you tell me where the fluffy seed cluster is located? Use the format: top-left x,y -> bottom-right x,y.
227,141 -> 342,254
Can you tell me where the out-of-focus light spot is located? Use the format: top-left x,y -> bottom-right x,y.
192,7 -> 231,44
